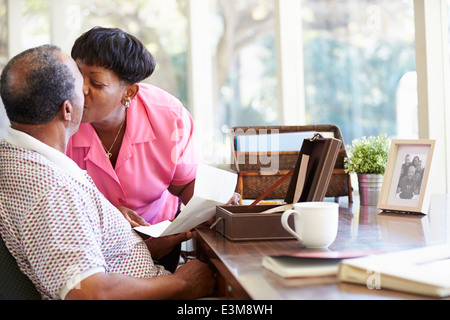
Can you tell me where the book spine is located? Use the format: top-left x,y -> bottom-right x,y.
307,139 -> 342,201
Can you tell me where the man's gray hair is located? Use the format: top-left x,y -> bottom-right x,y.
0,44 -> 76,125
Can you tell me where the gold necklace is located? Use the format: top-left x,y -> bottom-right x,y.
100,119 -> 125,159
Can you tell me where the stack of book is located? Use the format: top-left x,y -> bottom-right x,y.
262,244 -> 450,298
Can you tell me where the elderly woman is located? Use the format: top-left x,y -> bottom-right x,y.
67,27 -> 201,227
67,27 -> 219,271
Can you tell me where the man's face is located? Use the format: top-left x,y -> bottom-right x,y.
61,52 -> 85,134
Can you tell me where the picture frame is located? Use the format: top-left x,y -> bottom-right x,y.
377,139 -> 435,214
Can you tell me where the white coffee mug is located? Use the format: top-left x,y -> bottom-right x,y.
281,202 -> 339,248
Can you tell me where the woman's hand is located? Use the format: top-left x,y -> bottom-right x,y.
117,206 -> 150,227
227,192 -> 241,205
205,192 -> 241,226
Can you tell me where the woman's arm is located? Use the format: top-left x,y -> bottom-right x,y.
168,179 -> 196,205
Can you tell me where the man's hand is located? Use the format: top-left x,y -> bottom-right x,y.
174,259 -> 215,298
145,231 -> 195,260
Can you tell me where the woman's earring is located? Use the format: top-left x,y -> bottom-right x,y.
124,101 -> 130,109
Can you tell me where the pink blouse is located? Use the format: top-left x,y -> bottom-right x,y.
67,84 -> 201,224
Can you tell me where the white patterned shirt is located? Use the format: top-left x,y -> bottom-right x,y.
0,127 -> 170,300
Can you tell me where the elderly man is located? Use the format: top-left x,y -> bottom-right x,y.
0,45 -> 214,300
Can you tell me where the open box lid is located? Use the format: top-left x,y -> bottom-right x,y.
229,124 -> 346,173
249,134 -> 342,207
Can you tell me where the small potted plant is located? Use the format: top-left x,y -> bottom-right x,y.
344,134 -> 390,205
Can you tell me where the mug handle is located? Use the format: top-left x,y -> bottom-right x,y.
281,209 -> 303,243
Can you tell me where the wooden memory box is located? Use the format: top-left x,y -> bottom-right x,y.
215,205 -> 294,241
230,124 -> 352,202
215,135 -> 342,241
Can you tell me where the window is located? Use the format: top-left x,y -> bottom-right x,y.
198,0 -> 278,165
301,0 -> 416,145
0,0 -> 7,139
0,0 -> 7,68
213,0 -> 278,129
74,0 -> 189,106
22,0 -> 50,50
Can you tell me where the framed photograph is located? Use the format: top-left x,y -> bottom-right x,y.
378,139 -> 435,214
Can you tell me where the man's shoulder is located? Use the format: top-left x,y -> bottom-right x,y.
0,141 -> 73,188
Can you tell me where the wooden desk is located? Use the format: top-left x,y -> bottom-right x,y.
195,194 -> 450,300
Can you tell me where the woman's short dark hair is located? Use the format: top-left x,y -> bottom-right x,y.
0,44 -> 76,125
71,27 -> 156,84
